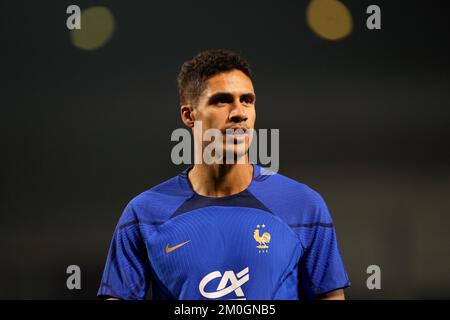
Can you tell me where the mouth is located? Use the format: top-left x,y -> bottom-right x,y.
223,127 -> 249,143
223,126 -> 248,133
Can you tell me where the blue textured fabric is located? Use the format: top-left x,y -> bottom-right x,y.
98,164 -> 350,300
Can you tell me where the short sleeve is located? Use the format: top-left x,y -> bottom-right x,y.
97,203 -> 151,300
297,194 -> 351,300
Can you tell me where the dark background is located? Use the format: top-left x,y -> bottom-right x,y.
1,0 -> 449,299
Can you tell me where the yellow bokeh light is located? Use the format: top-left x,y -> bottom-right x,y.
70,6 -> 116,51
306,0 -> 353,41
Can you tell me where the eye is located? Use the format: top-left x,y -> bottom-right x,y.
216,98 -> 230,105
210,95 -> 233,105
241,96 -> 255,104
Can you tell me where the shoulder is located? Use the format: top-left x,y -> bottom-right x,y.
117,169 -> 194,226
250,166 -> 333,226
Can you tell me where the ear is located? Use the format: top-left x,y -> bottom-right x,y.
180,104 -> 195,128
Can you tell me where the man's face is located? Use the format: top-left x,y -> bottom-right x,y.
192,69 -> 256,161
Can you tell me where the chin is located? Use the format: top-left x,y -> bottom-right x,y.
222,146 -> 249,164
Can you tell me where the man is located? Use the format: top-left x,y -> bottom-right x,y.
97,49 -> 350,300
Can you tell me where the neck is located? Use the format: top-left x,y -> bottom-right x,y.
188,162 -> 254,197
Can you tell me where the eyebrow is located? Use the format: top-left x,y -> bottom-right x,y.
207,92 -> 256,105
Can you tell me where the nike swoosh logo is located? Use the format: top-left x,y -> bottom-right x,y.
165,240 -> 191,253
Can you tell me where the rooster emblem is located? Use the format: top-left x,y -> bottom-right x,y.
253,224 -> 271,250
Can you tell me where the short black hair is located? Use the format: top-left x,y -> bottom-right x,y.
177,49 -> 253,106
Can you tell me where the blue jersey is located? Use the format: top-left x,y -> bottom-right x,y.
98,164 -> 350,300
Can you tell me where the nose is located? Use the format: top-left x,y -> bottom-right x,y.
229,102 -> 248,123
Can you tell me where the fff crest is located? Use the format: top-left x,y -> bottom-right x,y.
253,224 -> 271,253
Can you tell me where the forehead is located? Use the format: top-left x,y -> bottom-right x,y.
204,69 -> 254,96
